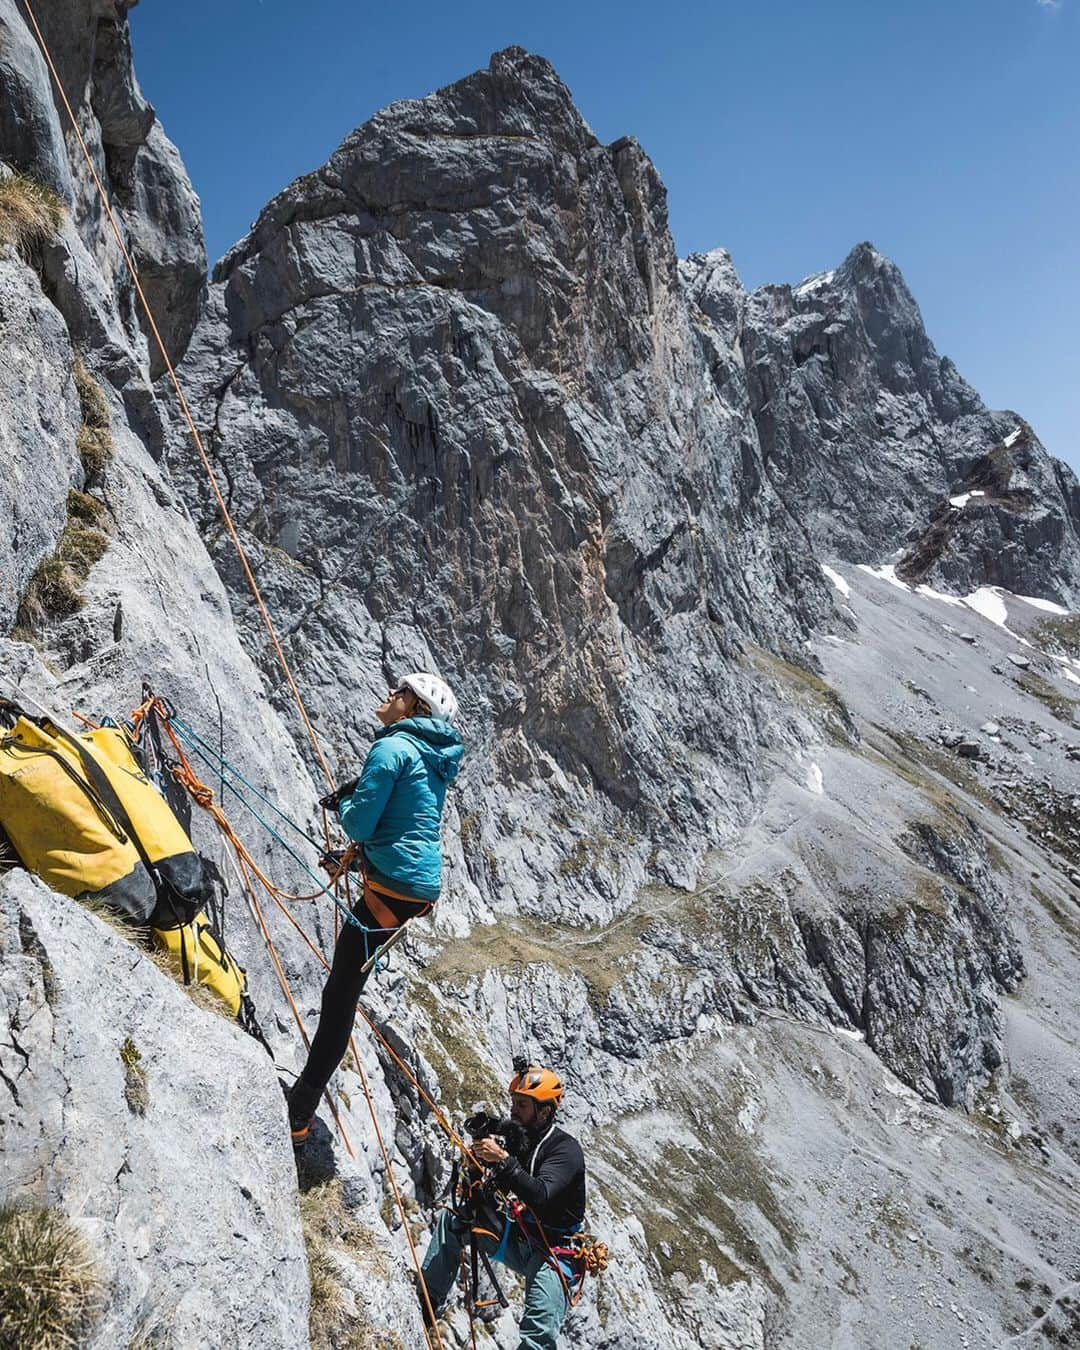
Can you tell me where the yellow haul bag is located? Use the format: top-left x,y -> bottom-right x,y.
0,701 -> 266,1044
0,716 -> 204,926
151,911 -> 245,1018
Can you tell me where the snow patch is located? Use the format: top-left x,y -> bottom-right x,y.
857,563 -> 910,592
1016,594 -> 1070,616
915,583 -> 965,607
821,564 -> 851,598
851,572 -> 1059,658
963,588 -> 1009,628
795,269 -> 835,295
807,762 -> 824,795
949,490 -> 984,509
1060,666 -> 1080,687
1003,426 -> 1022,448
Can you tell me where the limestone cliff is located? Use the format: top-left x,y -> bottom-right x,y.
2,10 -> 1080,1349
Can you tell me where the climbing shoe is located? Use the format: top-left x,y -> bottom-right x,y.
287,1076 -> 320,1148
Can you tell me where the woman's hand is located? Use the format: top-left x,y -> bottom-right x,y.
473,1137 -> 509,1165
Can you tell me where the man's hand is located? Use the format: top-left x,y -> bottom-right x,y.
473,1137 -> 508,1165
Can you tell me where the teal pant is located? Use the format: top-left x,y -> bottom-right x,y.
420,1209 -> 569,1350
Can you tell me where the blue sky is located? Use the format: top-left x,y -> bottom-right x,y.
130,1 -> 1078,471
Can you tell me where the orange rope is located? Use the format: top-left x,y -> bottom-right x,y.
139,699 -> 452,1329
353,1050 -> 444,1346
21,0 -> 334,791
159,696 -> 480,1163
21,9 -> 451,1324
231,850 -> 356,1158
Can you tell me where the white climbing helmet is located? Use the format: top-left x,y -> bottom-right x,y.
399,672 -> 459,723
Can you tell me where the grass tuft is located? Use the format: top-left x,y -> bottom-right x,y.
300,1181 -> 399,1350
120,1036 -> 149,1116
0,172 -> 64,261
72,355 -> 110,431
75,426 -> 113,479
72,357 -> 113,479
15,557 -> 85,629
65,490 -> 106,529
13,499 -> 111,635
0,1201 -> 104,1349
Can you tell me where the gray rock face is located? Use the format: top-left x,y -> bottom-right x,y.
697,241 -> 1080,604
88,8 -> 206,375
896,419 -> 1080,605
3,0 -> 206,375
0,873 -> 309,1348
0,0 -> 73,197
4,17 -> 1080,1350
172,48 -> 834,917
0,252 -> 82,627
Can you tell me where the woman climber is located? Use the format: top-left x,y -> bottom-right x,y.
287,672 -> 464,1145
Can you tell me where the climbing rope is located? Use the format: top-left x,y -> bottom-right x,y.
170,712 -> 326,852
21,10 -> 601,1335
21,0 -> 336,792
19,2 -> 449,1323
131,697 -> 449,1340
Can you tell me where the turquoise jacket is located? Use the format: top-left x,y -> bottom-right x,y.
338,717 -> 464,902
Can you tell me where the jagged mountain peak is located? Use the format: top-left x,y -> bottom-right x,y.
5,11 -> 1080,1350
177,37 -> 836,919
701,235 -> 1080,603
216,45 -> 603,283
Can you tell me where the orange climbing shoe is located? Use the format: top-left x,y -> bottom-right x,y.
286,1076 -> 319,1148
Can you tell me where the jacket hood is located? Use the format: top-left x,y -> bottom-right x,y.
379,717 -> 464,783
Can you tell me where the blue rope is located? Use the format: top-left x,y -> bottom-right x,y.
166,710 -> 401,965
171,714 -> 325,851
172,729 -> 364,929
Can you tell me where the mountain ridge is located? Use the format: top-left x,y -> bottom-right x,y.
2,16 -> 1080,1349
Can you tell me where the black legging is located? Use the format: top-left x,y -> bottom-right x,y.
292,889 -> 422,1113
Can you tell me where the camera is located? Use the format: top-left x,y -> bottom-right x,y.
465,1110 -> 526,1157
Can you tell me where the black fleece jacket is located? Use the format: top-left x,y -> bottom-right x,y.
493,1123 -> 586,1233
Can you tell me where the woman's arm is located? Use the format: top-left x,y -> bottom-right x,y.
338,740 -> 403,843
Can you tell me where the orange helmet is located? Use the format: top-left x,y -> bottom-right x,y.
508,1064 -> 564,1109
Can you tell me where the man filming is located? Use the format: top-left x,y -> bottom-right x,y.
419,1063 -> 586,1349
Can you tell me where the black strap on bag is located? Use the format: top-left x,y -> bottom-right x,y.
47,721 -> 198,930
19,710 -> 272,1053
0,819 -> 23,874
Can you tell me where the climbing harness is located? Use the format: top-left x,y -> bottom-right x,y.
430,1104 -> 609,1345
504,1198 -> 609,1303
17,4 -> 473,1341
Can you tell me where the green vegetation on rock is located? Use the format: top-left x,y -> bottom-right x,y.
72,356 -> 114,480
120,1036 -> 149,1116
300,1179 -> 401,1350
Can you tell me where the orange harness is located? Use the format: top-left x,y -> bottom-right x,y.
360,867 -> 433,932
